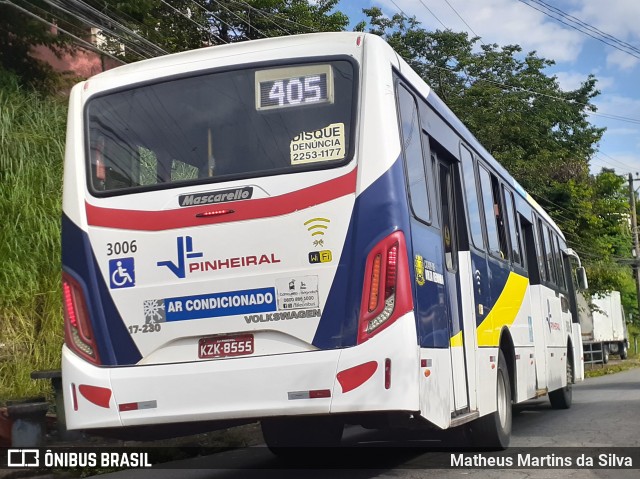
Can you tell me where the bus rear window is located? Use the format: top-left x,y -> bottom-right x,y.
86,60 -> 355,194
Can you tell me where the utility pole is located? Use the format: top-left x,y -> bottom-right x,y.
628,173 -> 640,322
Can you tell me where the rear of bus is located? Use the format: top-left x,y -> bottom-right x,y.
61,33 -> 420,440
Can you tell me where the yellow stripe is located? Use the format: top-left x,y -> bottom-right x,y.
450,330 -> 463,347
477,272 -> 529,347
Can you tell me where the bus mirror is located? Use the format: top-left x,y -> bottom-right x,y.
576,267 -> 588,291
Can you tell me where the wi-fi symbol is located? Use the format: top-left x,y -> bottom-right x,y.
304,217 -> 330,236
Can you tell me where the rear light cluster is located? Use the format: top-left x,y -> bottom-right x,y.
358,231 -> 413,344
63,272 -> 100,365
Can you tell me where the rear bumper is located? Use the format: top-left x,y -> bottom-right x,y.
62,313 -> 420,430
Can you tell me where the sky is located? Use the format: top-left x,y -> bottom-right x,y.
338,0 -> 640,177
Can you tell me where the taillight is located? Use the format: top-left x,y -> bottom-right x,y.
63,272 -> 100,365
358,231 -> 413,344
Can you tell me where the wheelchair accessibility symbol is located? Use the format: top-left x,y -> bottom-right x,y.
109,257 -> 135,289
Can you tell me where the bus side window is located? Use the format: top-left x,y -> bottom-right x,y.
491,177 -> 510,261
554,235 -> 567,291
460,145 -> 484,250
503,187 -> 522,265
542,224 -> 557,285
478,166 -> 502,258
397,85 -> 431,224
438,160 -> 457,272
535,217 -> 548,281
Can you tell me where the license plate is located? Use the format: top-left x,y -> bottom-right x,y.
198,334 -> 254,359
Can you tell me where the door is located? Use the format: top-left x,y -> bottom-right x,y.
434,152 -> 469,413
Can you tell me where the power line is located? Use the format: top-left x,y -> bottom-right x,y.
209,0 -> 269,39
527,0 -> 640,56
416,0 -> 447,30
228,0 -> 293,36
231,0 -> 315,33
591,155 -> 631,173
597,151 -> 639,174
517,0 -> 640,61
377,3 -> 640,200
2,0 -> 125,64
64,0 -> 167,56
159,0 -> 228,44
38,0 -> 155,60
440,0 -> 480,38
188,0 -> 241,42
17,0 -> 166,60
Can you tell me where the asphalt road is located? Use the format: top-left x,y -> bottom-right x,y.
94,367 -> 640,479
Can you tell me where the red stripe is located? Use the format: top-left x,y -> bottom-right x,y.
86,169 -> 357,231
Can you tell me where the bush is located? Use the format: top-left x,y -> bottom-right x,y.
0,71 -> 67,401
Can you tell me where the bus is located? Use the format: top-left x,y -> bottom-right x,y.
61,32 -> 588,449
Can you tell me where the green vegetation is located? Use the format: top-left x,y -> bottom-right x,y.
0,2 -> 74,93
0,70 -> 67,401
89,0 -> 349,60
584,355 -> 640,378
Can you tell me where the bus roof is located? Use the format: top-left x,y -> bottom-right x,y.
89,32 -> 365,82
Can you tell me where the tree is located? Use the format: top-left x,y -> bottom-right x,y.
89,0 -> 349,58
0,1 -> 74,91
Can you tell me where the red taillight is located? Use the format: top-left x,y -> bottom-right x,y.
385,245 -> 398,298
63,281 -> 78,328
63,272 -> 100,365
358,231 -> 413,344
368,254 -> 382,311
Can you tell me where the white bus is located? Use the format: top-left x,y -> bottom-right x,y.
61,32 -> 588,449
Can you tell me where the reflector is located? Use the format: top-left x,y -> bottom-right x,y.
78,384 -> 112,408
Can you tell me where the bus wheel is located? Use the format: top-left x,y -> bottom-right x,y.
261,416 -> 343,455
549,355 -> 572,409
470,350 -> 512,449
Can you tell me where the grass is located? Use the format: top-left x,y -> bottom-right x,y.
0,71 -> 67,402
584,352 -> 640,379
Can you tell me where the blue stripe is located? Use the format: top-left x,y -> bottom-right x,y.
62,214 -> 142,365
312,158 -> 412,348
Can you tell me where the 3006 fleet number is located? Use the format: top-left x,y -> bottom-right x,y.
107,240 -> 137,256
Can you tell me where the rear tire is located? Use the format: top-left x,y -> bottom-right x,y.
469,350 -> 512,449
549,354 -> 572,409
620,342 -> 628,360
261,416 -> 343,456
602,344 -> 609,364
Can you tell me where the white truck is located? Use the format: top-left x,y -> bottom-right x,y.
579,291 -> 629,363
